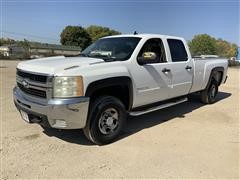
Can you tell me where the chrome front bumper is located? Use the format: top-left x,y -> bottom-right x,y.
13,86 -> 90,129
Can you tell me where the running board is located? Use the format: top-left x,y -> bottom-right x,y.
129,97 -> 188,116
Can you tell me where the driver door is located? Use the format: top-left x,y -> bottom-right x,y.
132,38 -> 172,107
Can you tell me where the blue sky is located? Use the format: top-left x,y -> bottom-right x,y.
1,0 -> 239,45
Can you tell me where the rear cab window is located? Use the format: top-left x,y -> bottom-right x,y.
167,39 -> 188,62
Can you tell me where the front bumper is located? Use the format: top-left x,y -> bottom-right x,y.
13,86 -> 90,129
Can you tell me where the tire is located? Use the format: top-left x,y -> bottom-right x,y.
83,96 -> 127,145
40,125 -> 51,131
201,79 -> 218,104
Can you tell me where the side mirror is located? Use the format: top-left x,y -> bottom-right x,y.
137,52 -> 158,65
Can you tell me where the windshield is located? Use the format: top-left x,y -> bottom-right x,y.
80,37 -> 141,61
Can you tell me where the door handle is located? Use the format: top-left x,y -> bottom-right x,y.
162,68 -> 171,73
185,66 -> 192,70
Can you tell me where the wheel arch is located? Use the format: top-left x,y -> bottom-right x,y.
85,76 -> 133,111
204,67 -> 224,89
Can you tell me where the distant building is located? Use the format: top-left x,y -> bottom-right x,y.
0,43 -> 81,58
0,44 -> 25,57
0,46 -> 10,56
29,43 -> 81,57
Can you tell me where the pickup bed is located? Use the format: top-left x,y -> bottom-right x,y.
13,34 -> 228,144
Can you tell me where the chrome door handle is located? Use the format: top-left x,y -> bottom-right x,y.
162,68 -> 171,73
185,66 -> 192,70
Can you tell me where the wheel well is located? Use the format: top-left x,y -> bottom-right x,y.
205,67 -> 224,90
85,77 -> 133,111
212,71 -> 223,86
89,85 -> 130,110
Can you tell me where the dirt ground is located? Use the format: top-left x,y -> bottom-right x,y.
1,60 -> 239,179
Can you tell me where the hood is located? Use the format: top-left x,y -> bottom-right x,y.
17,56 -> 105,75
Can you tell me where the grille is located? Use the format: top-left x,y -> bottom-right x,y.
17,82 -> 47,98
17,69 -> 47,83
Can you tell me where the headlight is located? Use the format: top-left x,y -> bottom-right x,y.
53,76 -> 83,98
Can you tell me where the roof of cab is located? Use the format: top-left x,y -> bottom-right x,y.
102,33 -> 185,40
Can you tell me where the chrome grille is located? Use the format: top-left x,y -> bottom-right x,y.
17,82 -> 47,98
17,69 -> 47,83
16,69 -> 52,99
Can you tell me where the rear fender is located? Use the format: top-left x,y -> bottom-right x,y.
203,67 -> 224,90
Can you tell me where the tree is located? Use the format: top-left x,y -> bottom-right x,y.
17,39 -> 31,59
60,26 -> 91,49
86,25 -> 121,42
189,34 -> 217,56
0,38 -> 15,46
227,44 -> 238,58
215,39 -> 237,58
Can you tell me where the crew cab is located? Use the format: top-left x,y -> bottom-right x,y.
13,34 -> 228,145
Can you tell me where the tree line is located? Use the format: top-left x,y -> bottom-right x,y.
188,34 -> 237,58
60,25 -> 238,58
1,25 -> 237,59
60,25 -> 121,49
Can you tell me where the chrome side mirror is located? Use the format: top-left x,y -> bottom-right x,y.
137,52 -> 158,65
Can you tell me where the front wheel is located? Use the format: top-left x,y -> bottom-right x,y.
201,79 -> 219,104
83,96 -> 127,145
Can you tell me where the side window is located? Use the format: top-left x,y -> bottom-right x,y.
138,38 -> 166,63
167,39 -> 188,62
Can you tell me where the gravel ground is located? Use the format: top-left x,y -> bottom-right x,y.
1,60 -> 239,179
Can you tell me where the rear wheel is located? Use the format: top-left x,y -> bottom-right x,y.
83,96 -> 127,145
201,79 -> 218,104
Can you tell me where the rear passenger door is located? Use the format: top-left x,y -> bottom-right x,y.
167,39 -> 194,98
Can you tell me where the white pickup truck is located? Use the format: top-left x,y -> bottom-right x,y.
13,34 -> 228,145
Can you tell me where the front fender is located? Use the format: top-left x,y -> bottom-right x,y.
82,65 -> 132,93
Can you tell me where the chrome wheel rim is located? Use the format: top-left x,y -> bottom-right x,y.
98,108 -> 119,135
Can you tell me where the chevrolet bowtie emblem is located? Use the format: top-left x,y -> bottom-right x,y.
22,80 -> 29,88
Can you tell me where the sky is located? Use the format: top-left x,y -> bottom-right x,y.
1,0 -> 239,45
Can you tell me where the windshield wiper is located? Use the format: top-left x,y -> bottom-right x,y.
80,53 -> 120,62
101,57 -> 119,62
79,53 -> 89,57
86,54 -> 118,62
